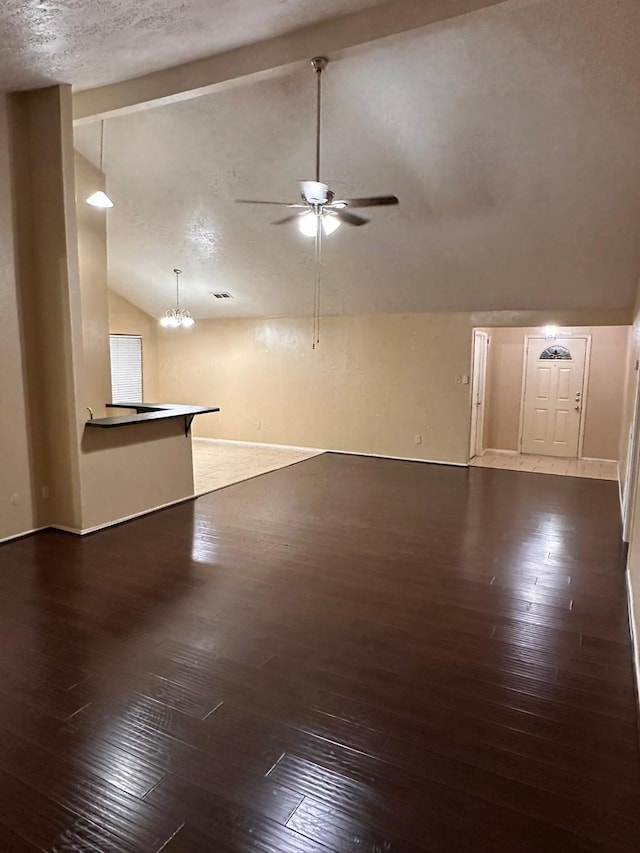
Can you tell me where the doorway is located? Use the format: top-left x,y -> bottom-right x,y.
469,330 -> 488,459
519,336 -> 589,458
469,325 -> 628,482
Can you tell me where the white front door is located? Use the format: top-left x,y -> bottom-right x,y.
521,337 -> 587,458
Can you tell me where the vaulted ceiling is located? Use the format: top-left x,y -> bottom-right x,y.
11,0 -> 640,320
1,0 -> 391,91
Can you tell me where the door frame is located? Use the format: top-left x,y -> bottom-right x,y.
517,334 -> 592,458
469,330 -> 489,459
623,361 -> 640,542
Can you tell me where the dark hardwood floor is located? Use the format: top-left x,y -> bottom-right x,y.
0,452 -> 638,852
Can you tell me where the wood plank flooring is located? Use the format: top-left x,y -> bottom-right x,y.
0,452 -> 638,852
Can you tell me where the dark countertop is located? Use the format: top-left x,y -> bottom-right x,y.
85,402 -> 220,431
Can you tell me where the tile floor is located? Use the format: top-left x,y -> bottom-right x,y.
470,450 -> 618,481
192,438 -> 323,495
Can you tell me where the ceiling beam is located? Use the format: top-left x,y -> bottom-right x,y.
73,0 -> 508,123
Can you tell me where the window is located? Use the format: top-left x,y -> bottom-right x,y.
539,344 -> 572,360
109,334 -> 143,403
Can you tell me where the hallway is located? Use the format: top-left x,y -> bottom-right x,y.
470,451 -> 618,480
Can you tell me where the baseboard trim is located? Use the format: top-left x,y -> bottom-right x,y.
193,437 -> 326,454
0,526 -> 48,545
50,492 -> 197,537
329,449 -> 468,467
483,448 -> 519,456
580,456 -> 618,464
618,463 -> 625,530
625,570 -> 640,719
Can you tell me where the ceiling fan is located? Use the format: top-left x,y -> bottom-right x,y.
236,56 -> 399,234
236,57 -> 399,346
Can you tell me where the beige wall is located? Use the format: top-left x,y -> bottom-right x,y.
482,327 -> 524,454
0,94 -> 35,541
76,152 -> 112,420
108,290 -> 160,401
617,327 -> 636,490
75,158 -> 194,530
482,326 -> 628,460
79,420 -> 194,530
156,313 -> 475,464
582,327 -> 629,460
1,86 -> 194,540
621,290 -> 640,687
11,85 -> 85,531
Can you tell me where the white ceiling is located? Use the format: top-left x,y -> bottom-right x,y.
73,0 -> 640,320
1,0 -> 392,91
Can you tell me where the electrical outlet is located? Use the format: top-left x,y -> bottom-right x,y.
414,434 -> 422,445
10,493 -> 19,507
41,486 -> 50,500
256,421 -> 261,430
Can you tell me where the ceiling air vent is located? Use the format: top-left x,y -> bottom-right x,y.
211,291 -> 233,299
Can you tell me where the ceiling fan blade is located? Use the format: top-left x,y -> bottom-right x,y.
271,213 -> 304,225
335,210 -> 370,227
236,199 -> 303,206
336,195 -> 399,208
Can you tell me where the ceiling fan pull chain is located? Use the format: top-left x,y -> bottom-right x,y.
313,215 -> 322,348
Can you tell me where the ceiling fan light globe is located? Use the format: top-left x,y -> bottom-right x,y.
322,214 -> 341,236
298,211 -> 319,237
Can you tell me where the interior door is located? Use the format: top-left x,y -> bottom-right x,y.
469,331 -> 488,458
521,337 -> 587,458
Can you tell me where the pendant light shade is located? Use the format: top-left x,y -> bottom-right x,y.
86,120 -> 114,208
322,213 -> 341,236
159,268 -> 196,329
298,212 -> 318,237
86,190 -> 114,209
298,211 -> 342,237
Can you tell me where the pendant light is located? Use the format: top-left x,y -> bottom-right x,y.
86,120 -> 114,208
159,268 -> 195,328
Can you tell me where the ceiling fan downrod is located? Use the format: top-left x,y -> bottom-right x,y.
311,57 -> 328,185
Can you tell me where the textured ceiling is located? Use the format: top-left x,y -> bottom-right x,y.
73,0 -> 640,320
1,0 -> 391,91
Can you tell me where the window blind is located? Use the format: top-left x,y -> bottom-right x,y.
109,334 -> 143,403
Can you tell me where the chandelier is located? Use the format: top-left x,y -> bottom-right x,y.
159,268 -> 195,328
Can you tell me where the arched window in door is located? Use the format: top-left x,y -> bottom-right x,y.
539,344 -> 572,360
